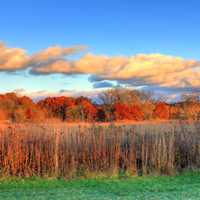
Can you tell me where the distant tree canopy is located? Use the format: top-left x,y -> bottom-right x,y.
153,102 -> 170,120
38,96 -> 75,120
0,89 -> 200,122
0,93 -> 45,122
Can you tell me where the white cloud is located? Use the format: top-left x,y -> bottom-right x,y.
1,41 -> 200,93
31,53 -> 200,89
0,42 -> 86,71
0,42 -> 29,70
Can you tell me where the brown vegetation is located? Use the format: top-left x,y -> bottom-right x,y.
0,122 -> 200,178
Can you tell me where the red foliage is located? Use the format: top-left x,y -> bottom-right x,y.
38,96 -> 75,109
154,102 -> 170,120
75,97 -> 97,121
1,91 -> 200,122
38,96 -> 76,120
0,109 -> 7,120
18,96 -> 34,106
38,96 -> 97,121
114,103 -> 144,121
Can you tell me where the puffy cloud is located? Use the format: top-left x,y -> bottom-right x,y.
30,45 -> 86,64
0,42 -> 29,70
1,41 -> 200,93
31,53 -> 200,89
30,59 -> 74,75
0,42 -> 86,71
31,54 -> 128,75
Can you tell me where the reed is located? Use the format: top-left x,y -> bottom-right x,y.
0,122 -> 199,178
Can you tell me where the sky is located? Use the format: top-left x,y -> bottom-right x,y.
1,0 -> 200,100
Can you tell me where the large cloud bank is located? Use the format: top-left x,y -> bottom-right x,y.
1,42 -> 200,93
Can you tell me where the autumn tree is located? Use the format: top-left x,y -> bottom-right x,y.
38,96 -> 75,120
66,97 -> 97,121
170,104 -> 185,120
179,93 -> 200,120
98,88 -> 153,121
154,102 -> 170,120
0,109 -> 8,121
114,103 -> 144,121
0,93 -> 46,122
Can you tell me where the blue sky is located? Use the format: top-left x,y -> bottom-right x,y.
0,0 -> 200,98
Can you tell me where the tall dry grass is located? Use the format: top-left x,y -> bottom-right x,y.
0,122 -> 200,178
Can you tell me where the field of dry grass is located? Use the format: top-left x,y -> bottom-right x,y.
0,121 -> 199,178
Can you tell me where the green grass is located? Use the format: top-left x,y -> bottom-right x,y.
0,172 -> 200,200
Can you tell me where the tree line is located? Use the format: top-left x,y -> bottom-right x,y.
0,89 -> 200,122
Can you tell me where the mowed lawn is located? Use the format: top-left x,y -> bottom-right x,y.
0,172 -> 200,200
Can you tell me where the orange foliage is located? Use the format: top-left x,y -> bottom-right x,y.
0,109 -> 7,121
75,97 -> 97,121
0,93 -> 45,122
0,91 -> 199,122
154,102 -> 170,120
38,96 -> 76,120
114,103 -> 144,121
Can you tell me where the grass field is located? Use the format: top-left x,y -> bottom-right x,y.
0,172 -> 200,200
